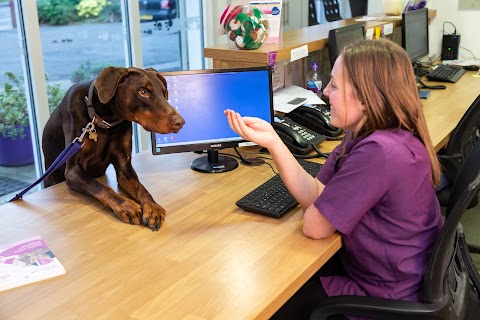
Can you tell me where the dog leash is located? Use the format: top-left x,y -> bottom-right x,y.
9,80 -> 126,202
8,120 -> 97,202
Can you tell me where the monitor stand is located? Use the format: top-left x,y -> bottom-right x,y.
191,150 -> 238,173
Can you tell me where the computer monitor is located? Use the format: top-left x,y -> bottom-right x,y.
328,22 -> 365,68
402,7 -> 429,63
151,66 -> 274,173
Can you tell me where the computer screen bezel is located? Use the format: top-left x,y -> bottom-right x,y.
150,66 -> 274,172
401,7 -> 429,63
327,22 -> 366,68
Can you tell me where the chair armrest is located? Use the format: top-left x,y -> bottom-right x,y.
309,295 -> 448,320
437,153 -> 462,162
438,153 -> 463,182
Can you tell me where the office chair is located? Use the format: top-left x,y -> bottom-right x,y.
323,0 -> 342,22
309,172 -> 480,320
436,94 -> 480,209
349,0 -> 368,17
444,138 -> 480,278
309,0 -> 319,26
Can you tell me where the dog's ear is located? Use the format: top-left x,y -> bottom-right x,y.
95,67 -> 129,103
146,68 -> 169,100
145,67 -> 158,73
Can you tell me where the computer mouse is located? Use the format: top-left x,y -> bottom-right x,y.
463,65 -> 480,71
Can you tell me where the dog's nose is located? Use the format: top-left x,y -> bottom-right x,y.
171,115 -> 185,131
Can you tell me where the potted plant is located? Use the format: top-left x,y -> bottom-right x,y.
0,72 -> 65,166
0,72 -> 33,166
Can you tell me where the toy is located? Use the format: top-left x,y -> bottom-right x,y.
223,5 -> 269,50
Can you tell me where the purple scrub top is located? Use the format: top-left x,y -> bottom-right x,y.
314,129 -> 443,301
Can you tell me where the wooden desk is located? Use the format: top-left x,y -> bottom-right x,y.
204,18 -> 392,68
421,71 -> 480,151
0,70 -> 478,319
0,151 -> 341,320
204,10 -> 437,69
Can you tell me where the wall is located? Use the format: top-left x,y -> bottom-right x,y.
429,0 -> 480,61
368,0 -> 480,61
203,1 -> 480,66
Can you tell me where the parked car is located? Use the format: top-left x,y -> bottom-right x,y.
139,0 -> 177,23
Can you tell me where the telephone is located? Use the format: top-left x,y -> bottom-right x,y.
273,115 -> 326,155
286,104 -> 343,137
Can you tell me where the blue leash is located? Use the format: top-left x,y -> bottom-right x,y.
9,120 -> 96,202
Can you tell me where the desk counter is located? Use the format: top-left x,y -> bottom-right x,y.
204,10 -> 437,69
421,71 -> 480,151
0,69 -> 478,320
0,150 -> 340,320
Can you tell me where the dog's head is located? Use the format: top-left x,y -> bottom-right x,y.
94,66 -> 185,134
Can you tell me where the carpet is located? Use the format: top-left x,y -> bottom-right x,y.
0,176 -> 30,196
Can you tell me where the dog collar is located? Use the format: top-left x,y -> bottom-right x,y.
84,80 -> 125,129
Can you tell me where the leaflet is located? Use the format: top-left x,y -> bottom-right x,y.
0,236 -> 66,292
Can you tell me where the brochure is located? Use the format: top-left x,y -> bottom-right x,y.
249,0 -> 283,44
0,236 -> 66,292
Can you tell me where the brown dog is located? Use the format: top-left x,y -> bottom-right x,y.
42,67 -> 185,231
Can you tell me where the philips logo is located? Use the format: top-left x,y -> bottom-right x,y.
272,7 -> 280,15
211,144 -> 222,148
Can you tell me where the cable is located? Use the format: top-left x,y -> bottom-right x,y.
416,76 -> 446,90
326,135 -> 343,141
442,21 -> 457,35
232,147 -> 277,174
312,143 -> 330,158
459,46 -> 478,60
293,143 -> 329,159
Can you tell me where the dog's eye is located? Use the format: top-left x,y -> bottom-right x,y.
138,88 -> 150,98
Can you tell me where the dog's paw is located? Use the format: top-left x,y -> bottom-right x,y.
141,202 -> 166,231
114,198 -> 143,225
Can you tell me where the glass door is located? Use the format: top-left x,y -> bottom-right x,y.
0,0 -> 204,204
0,0 -> 38,203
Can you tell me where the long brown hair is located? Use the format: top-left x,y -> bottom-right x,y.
341,38 -> 441,185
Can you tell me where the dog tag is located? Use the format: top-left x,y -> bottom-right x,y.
88,129 -> 98,142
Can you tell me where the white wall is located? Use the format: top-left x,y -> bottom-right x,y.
203,1 -> 480,62
429,0 -> 480,61
368,0 -> 480,61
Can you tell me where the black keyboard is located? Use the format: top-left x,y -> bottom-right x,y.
426,64 -> 466,83
235,159 -> 323,218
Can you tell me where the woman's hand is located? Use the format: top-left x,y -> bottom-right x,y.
224,109 -> 281,151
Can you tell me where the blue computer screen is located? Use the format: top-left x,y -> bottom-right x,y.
152,66 -> 273,154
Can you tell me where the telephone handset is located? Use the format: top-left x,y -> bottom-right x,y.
273,116 -> 326,155
286,104 -> 343,137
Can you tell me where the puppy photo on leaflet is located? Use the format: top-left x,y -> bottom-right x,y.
42,67 -> 185,231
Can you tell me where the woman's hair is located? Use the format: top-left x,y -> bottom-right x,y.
341,38 -> 441,185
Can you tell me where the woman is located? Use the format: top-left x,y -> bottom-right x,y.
224,39 -> 444,319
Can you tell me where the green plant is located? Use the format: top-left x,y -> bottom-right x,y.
76,0 -> 109,19
46,79 -> 65,114
0,72 -> 28,139
37,0 -> 80,26
37,0 -> 121,25
70,60 -> 112,83
0,72 -> 66,139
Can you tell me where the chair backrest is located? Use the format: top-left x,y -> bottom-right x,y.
445,94 -> 480,166
324,0 -> 342,22
422,172 -> 480,318
349,0 -> 368,17
309,0 -> 319,26
446,138 -> 480,215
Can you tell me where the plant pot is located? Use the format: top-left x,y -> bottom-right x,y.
0,125 -> 34,166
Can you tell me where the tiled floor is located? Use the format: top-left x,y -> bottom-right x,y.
0,163 -> 37,204
460,205 -> 480,269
